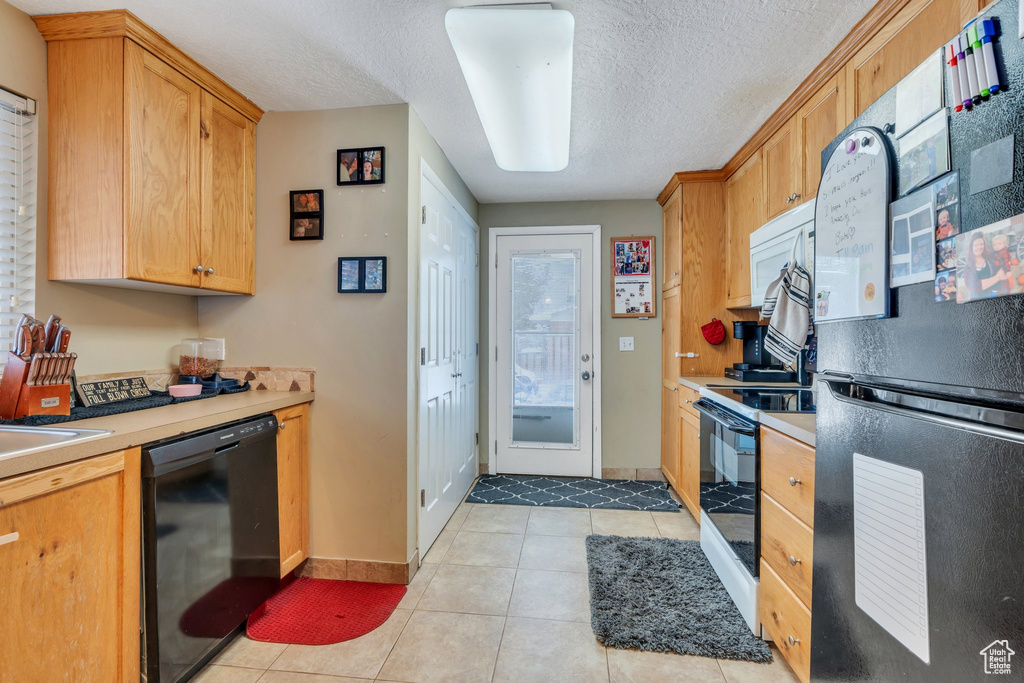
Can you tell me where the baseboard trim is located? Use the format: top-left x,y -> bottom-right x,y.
601,467 -> 666,483
302,554 -> 418,585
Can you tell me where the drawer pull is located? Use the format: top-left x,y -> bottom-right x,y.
789,555 -> 802,565
789,477 -> 802,486
788,635 -> 800,646
0,531 -> 19,547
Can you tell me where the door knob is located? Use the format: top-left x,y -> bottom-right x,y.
581,371 -> 591,381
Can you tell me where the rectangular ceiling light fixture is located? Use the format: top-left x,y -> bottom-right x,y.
446,4 -> 574,172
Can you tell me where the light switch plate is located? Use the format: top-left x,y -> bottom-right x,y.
619,336 -> 634,352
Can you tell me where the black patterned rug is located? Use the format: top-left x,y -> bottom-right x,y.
699,481 -> 756,514
467,474 -> 680,512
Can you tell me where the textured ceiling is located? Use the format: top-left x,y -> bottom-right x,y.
12,0 -> 876,203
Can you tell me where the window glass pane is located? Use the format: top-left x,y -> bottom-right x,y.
511,254 -> 577,445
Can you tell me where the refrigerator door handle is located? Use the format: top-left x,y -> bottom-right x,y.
821,378 -> 1024,445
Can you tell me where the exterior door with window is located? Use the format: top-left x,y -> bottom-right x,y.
494,233 -> 595,476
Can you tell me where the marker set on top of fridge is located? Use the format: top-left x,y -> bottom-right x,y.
947,19 -> 1000,112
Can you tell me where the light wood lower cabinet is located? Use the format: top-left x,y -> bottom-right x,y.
760,425 -> 815,683
678,408 -> 701,519
275,402 -> 311,577
660,383 -> 680,490
760,559 -> 812,683
0,449 -> 140,682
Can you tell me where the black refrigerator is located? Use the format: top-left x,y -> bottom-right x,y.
811,0 -> 1024,680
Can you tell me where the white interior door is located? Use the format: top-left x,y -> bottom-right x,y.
494,232 -> 596,477
418,169 -> 478,557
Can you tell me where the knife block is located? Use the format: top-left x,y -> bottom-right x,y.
0,353 -> 71,420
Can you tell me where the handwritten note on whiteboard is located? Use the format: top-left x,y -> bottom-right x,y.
814,128 -> 893,323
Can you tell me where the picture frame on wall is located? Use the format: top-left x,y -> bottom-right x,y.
289,189 -> 324,241
337,147 -> 386,185
611,236 -> 656,318
337,257 -> 388,293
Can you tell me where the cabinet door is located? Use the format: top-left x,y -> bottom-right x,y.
200,92 -> 256,294
662,185 -> 682,289
678,409 -> 701,519
763,118 -> 800,220
0,449 -> 139,681
275,403 -> 311,577
124,41 -> 202,287
725,150 -> 765,308
661,383 -> 680,489
661,285 -> 681,381
844,0 -> 964,119
796,74 -> 847,204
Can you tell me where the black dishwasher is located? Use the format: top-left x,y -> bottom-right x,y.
141,415 -> 281,683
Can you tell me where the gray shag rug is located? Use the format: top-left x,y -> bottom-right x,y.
585,535 -> 773,663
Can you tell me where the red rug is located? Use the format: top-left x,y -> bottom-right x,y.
246,577 -> 407,645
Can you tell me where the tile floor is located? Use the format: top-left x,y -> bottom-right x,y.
197,502 -> 798,683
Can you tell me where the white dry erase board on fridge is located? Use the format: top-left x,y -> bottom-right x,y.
814,127 -> 893,323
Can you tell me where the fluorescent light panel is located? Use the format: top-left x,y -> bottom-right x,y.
446,6 -> 574,172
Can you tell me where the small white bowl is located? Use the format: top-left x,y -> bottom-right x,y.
168,384 -> 202,398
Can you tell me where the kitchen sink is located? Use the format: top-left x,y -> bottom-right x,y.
0,425 -> 113,461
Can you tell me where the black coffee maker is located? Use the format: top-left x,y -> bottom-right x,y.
723,321 -> 798,383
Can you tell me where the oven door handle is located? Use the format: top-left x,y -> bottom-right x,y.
693,400 -> 757,436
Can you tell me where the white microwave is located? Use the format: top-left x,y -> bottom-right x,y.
749,200 -> 815,308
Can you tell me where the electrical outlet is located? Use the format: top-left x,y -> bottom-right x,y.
619,336 -> 635,352
209,337 -> 226,361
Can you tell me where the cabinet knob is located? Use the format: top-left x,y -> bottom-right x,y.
785,196 -> 793,204
672,387 -> 678,392
205,267 -> 215,275
788,635 -> 800,646
279,422 -> 286,430
673,271 -> 679,276
789,477 -> 802,486
194,265 -> 204,273
789,555 -> 802,565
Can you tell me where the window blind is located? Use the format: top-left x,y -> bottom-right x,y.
0,87 -> 37,367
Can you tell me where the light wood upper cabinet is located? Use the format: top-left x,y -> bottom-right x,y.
844,0 -> 966,120
725,151 -> 765,308
201,93 -> 256,295
0,449 -> 140,681
795,73 -> 848,204
37,10 -> 262,296
275,403 -> 311,577
125,41 -> 202,289
763,118 -> 800,220
662,185 -> 683,289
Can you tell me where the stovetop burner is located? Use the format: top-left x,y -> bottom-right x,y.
705,386 -> 816,414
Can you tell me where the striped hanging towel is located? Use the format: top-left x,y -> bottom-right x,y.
760,236 -> 812,368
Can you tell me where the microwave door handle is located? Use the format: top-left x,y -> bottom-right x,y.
821,378 -> 1024,445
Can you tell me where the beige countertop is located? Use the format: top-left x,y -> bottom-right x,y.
680,375 -> 815,446
758,412 -> 816,447
0,390 -> 315,479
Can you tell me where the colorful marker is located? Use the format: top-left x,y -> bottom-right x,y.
979,19 -> 1000,95
968,22 -> 990,98
956,36 -> 973,110
962,31 -> 982,105
948,42 -> 964,112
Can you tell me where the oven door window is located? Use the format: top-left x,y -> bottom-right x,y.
700,417 -> 757,575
